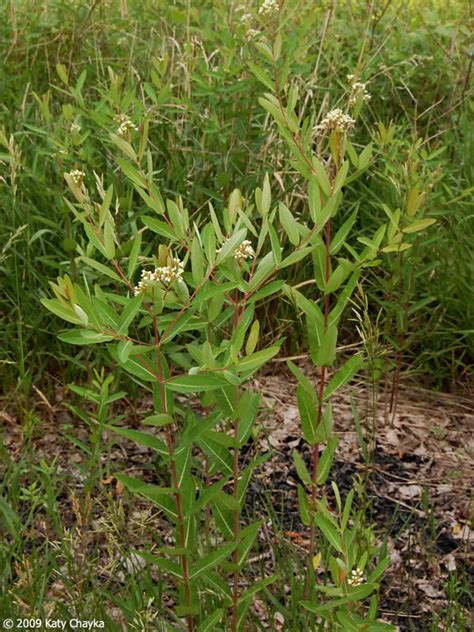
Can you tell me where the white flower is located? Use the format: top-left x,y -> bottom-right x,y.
67,169 -> 85,185
133,258 -> 185,295
234,240 -> 255,263
348,80 -> 371,107
313,108 -> 355,135
246,28 -> 260,40
115,114 -> 138,137
347,568 -> 364,587
258,0 -> 279,17
70,122 -> 81,134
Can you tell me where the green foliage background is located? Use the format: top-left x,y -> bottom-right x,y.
1,0 -> 472,399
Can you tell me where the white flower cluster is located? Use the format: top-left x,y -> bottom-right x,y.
258,0 -> 279,17
348,78 -> 371,108
234,240 -> 255,264
313,108 -> 355,135
133,258 -> 184,295
70,122 -> 81,134
68,169 -> 85,185
115,114 -> 138,137
236,5 -> 260,39
347,568 -> 364,587
246,28 -> 260,39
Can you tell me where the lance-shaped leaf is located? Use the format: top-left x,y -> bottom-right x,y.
197,609 -> 224,632
324,353 -> 364,399
198,434 -> 233,476
41,298 -> 85,326
140,552 -> 184,580
106,425 -> 168,456
116,293 -> 143,335
297,484 -> 311,526
293,450 -> 312,486
236,345 -> 280,373
317,436 -> 338,485
110,347 -> 158,382
330,207 -> 358,255
314,512 -> 343,552
237,521 -> 261,568
188,542 -> 236,581
402,217 -> 436,233
297,383 -> 317,445
279,202 -> 300,246
215,228 -> 247,265
115,474 -> 177,521
166,372 -> 233,392
236,390 -> 260,446
58,329 -> 114,345
309,323 -> 338,368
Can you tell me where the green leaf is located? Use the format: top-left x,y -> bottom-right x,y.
330,207 -> 358,254
402,218 -> 436,233
248,62 -> 274,90
127,234 -> 142,278
325,259 -> 352,294
237,522 -> 261,567
314,512 -> 342,552
111,348 -> 158,381
139,551 -> 183,579
41,298 -> 84,325
240,575 -> 277,602
313,403 -> 333,443
115,474 -> 177,520
80,256 -> 122,283
308,176 -> 322,223
110,133 -> 137,161
245,320 -> 260,356
237,346 -> 280,373
236,390 -> 260,446
287,360 -> 314,395
211,498 -> 234,539
191,235 -> 205,284
166,373 -> 233,392
297,484 -> 311,526
58,329 -> 114,345
297,383 -> 317,444
142,215 -> 175,240
0,497 -> 20,536
279,203 -> 300,245
293,451 -> 312,485
197,610 -> 224,632
189,543 -> 236,581
117,339 -> 133,363
315,324 -> 338,367
368,556 -> 390,583
107,425 -> 168,456
280,246 -> 314,269
311,158 -> 331,196
117,294 -> 143,335
317,436 -> 338,485
143,413 -> 173,427
324,353 -> 364,399
329,272 -> 359,327
215,228 -> 247,265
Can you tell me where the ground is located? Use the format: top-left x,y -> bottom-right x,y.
2,364 -> 473,630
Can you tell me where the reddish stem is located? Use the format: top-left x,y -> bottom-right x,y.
309,220 -> 331,577
153,313 -> 194,632
231,289 -> 241,632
